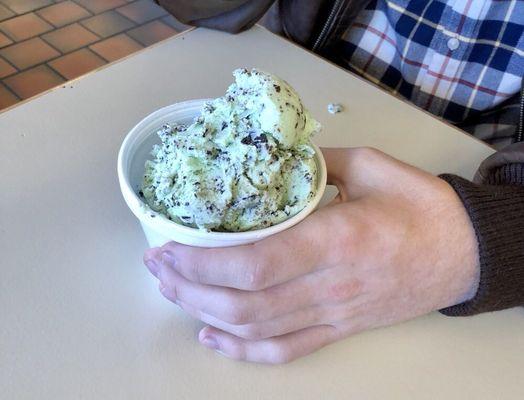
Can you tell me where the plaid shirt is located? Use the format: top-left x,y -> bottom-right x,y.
335,0 -> 524,148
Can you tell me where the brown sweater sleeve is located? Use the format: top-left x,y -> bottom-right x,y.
439,163 -> 524,316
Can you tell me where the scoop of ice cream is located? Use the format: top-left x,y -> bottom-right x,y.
229,68 -> 320,149
142,68 -> 321,232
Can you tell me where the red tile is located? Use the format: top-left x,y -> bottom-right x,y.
1,0 -> 53,14
89,33 -> 142,62
4,64 -> 64,99
41,23 -> 99,53
116,0 -> 166,24
0,31 -> 12,48
48,48 -> 106,80
127,20 -> 176,46
73,0 -> 127,14
0,82 -> 19,109
0,13 -> 53,42
37,1 -> 91,27
0,4 -> 14,22
0,37 -> 60,70
81,10 -> 135,38
0,57 -> 16,78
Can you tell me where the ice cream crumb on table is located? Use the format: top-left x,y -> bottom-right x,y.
327,103 -> 344,114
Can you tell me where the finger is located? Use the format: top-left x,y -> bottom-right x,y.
157,211 -> 333,290
170,292 -> 367,341
198,324 -> 340,364
173,298 -> 324,341
143,247 -> 162,278
157,262 -> 342,325
159,264 -> 260,324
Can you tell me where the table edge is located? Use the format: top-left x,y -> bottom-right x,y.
0,27 -> 196,117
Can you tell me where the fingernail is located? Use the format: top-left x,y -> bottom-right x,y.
145,259 -> 160,278
200,335 -> 219,351
161,251 -> 176,267
158,281 -> 165,293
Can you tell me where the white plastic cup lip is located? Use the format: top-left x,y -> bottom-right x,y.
117,99 -> 327,247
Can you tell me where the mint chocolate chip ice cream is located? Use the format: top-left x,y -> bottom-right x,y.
142,68 -> 321,232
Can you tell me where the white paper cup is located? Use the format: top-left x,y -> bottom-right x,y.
117,99 -> 327,248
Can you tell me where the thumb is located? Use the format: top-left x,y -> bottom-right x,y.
321,147 -> 350,203
321,147 -> 372,201
321,147 -> 433,201
321,147 -> 351,187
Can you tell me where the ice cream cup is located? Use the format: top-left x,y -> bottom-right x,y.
118,99 -> 327,248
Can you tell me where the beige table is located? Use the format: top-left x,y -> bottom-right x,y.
1,26 -> 523,399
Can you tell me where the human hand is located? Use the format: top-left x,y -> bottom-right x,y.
144,147 -> 480,364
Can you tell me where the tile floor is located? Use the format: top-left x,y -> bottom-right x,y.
0,0 -> 189,110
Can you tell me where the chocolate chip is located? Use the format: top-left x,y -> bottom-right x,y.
254,133 -> 268,143
241,136 -> 253,145
204,103 -> 216,113
274,85 -> 281,93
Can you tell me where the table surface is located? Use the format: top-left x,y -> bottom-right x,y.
1,26 -> 523,400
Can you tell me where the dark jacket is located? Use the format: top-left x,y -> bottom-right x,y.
156,0 -> 370,50
156,0 -> 524,316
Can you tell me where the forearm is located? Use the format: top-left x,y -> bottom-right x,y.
439,157 -> 524,316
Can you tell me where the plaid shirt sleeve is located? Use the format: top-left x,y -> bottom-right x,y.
334,0 -> 524,148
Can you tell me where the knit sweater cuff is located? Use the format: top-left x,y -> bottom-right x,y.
439,164 -> 524,316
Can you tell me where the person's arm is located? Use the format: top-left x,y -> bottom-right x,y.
155,0 -> 276,33
439,141 -> 524,316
